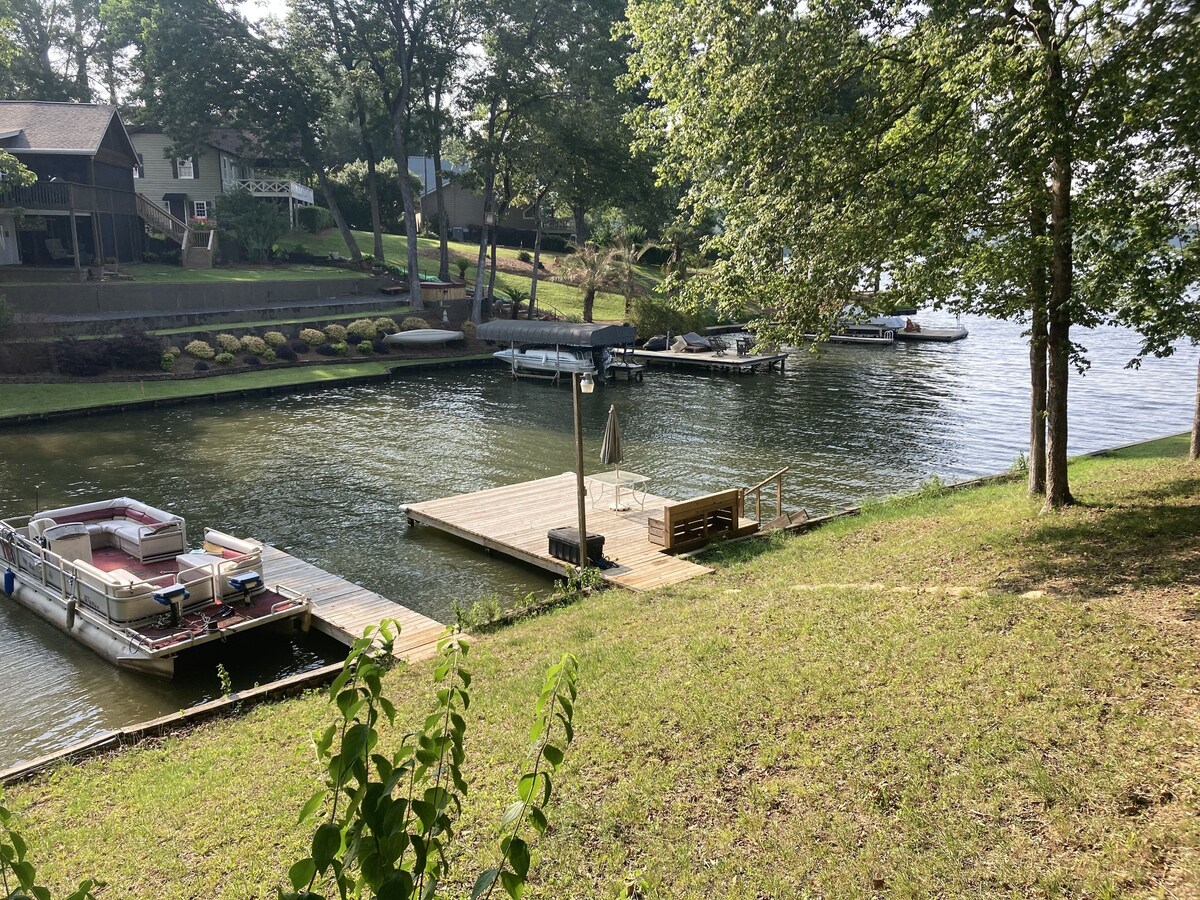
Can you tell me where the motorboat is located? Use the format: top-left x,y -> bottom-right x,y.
0,498 -> 311,678
383,329 -> 464,346
493,346 -> 611,377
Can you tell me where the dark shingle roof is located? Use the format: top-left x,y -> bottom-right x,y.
0,101 -> 132,156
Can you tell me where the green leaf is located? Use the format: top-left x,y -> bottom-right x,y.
298,790 -> 326,824
411,798 -> 437,831
500,800 -> 525,829
377,870 -> 415,900
517,772 -> 537,802
288,857 -> 317,891
11,830 -> 26,861
507,836 -> 531,879
471,868 -> 499,899
13,858 -> 36,888
500,869 -> 525,900
314,723 -> 337,758
33,886 -> 53,900
528,807 -> 548,836
312,822 -> 342,872
542,744 -> 564,768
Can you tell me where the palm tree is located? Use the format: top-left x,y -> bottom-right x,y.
608,226 -> 656,320
554,243 -> 621,323
502,284 -> 531,319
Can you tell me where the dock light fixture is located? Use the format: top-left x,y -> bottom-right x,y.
572,372 -> 590,569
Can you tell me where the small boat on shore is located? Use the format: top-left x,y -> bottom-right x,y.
0,498 -> 310,678
383,328 -> 464,346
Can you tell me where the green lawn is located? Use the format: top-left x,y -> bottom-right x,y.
121,263 -> 370,283
0,355 -> 489,419
4,436 -> 1199,897
286,228 -> 663,322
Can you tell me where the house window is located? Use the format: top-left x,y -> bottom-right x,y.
192,200 -> 209,219
133,154 -> 144,178
176,157 -> 195,179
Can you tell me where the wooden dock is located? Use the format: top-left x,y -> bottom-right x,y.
261,545 -> 446,661
403,473 -> 752,592
628,347 -> 789,374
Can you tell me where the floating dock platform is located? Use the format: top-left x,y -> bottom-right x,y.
262,545 -> 445,660
628,347 -> 788,374
404,473 -> 745,591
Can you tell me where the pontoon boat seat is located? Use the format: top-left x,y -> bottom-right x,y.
38,498 -> 187,562
71,559 -> 162,623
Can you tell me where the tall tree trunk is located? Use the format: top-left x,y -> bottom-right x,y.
530,201 -> 544,317
1191,358 -> 1199,461
572,203 -> 588,247
390,113 -> 423,310
487,194 -> 510,304
365,150 -> 385,262
315,166 -> 361,262
583,287 -> 595,323
72,0 -> 89,99
355,98 -> 385,263
1039,0 -> 1073,511
471,97 -> 500,324
1028,202 -> 1049,495
431,84 -> 450,282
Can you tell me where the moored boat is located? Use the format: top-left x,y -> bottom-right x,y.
0,498 -> 310,678
492,346 -> 610,376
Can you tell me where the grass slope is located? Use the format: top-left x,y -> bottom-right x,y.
286,228 -> 663,322
121,263 -> 370,283
4,437 -> 1199,898
0,356 -> 487,419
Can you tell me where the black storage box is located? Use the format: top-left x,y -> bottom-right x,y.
547,526 -> 605,565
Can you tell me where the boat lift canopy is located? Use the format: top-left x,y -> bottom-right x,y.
477,320 -> 637,347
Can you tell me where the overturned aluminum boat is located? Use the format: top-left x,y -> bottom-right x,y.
0,498 -> 311,678
383,328 -> 464,346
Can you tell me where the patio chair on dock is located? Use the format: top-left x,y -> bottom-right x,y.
709,335 -> 729,356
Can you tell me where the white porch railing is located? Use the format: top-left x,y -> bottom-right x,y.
233,178 -> 314,204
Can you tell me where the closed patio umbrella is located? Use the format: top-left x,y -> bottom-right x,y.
600,404 -> 626,510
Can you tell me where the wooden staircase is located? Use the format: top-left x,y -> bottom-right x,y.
136,193 -> 214,268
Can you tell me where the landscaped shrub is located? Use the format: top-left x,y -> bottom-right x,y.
517,249 -> 532,263
195,360 -> 209,371
296,204 -> 335,233
52,337 -> 108,376
166,346 -> 181,357
288,340 -> 309,354
276,344 -> 298,361
329,341 -> 349,356
240,335 -> 269,356
264,331 -> 288,348
461,321 -> 476,340
246,356 -> 262,366
347,318 -> 377,341
630,296 -> 703,338
215,333 -> 241,353
185,340 -> 216,360
161,353 -> 176,372
215,352 -> 235,365
323,323 -> 348,342
400,316 -> 430,331
263,348 -> 277,362
372,338 -> 388,353
300,328 -> 325,346
357,340 -> 374,354
345,332 -> 363,345
109,330 -> 163,370
452,255 -> 470,278
373,317 -> 398,333
314,344 -> 337,356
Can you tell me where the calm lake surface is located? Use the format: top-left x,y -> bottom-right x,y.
0,311 -> 1195,767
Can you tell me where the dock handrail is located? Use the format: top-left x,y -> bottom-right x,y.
741,466 -> 790,522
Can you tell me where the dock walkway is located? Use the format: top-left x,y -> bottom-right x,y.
404,473 -> 739,592
262,545 -> 445,660
628,347 -> 788,374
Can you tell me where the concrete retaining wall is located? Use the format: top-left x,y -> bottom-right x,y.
4,278 -> 366,316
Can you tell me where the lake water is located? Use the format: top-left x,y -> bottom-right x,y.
0,311 -> 1195,767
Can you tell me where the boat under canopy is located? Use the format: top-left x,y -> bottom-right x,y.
476,320 -> 637,347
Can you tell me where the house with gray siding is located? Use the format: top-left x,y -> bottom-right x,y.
127,126 -> 314,227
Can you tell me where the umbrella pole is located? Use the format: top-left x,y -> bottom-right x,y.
614,464 -> 621,510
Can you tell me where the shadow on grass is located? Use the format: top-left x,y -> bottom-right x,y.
993,479 -> 1200,598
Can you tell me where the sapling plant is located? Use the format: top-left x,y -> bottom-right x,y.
0,796 -> 100,899
282,620 -> 579,900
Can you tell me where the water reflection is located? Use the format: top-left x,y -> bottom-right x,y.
0,312 -> 1195,766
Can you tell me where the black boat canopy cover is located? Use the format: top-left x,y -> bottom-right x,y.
476,320 -> 637,347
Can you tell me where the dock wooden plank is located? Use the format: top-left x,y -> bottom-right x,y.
404,473 -> 730,592
262,545 -> 444,660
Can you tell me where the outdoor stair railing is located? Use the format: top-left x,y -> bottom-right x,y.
136,193 -> 190,249
740,466 -> 790,523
